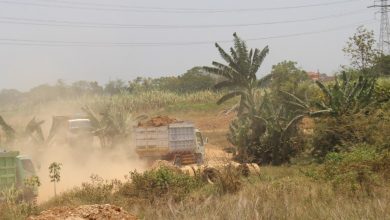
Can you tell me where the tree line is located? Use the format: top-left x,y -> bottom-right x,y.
0,67 -> 220,106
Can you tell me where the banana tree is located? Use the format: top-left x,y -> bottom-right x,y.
82,104 -> 136,149
227,92 -> 315,165
313,72 -> 377,116
203,32 -> 271,116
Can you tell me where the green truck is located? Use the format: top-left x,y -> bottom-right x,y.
0,150 -> 38,201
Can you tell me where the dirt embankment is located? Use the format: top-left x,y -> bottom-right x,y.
28,204 -> 137,220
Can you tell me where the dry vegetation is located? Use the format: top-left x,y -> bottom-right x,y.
29,166 -> 390,220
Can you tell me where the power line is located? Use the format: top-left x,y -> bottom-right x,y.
0,9 -> 368,29
0,0 -> 361,13
26,0 -> 361,11
0,20 -> 375,47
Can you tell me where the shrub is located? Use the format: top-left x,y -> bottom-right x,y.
319,146 -> 390,194
311,105 -> 390,159
0,186 -> 38,220
42,175 -> 122,208
120,167 -> 203,202
215,164 -> 242,194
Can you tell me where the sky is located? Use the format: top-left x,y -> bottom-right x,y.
0,0 -> 381,91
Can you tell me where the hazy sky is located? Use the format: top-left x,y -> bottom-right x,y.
0,0 -> 380,91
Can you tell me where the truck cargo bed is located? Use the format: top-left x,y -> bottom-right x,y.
135,122 -> 196,157
0,151 -> 18,190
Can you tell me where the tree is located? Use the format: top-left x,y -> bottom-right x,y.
177,67 -> 216,92
82,104 -> 133,149
49,162 -> 62,197
343,26 -> 380,74
104,79 -> 126,95
0,89 -> 22,106
203,33 -> 270,115
269,61 -> 309,94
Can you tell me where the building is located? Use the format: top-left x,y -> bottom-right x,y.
306,70 -> 335,82
307,71 -> 320,81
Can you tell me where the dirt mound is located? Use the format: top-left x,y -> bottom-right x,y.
28,204 -> 137,220
138,116 -> 179,127
150,160 -> 181,172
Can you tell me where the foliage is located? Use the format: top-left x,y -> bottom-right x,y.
83,102 -> 133,149
222,60 -> 312,164
376,77 -> 390,103
313,72 -> 377,117
49,162 -> 62,197
104,79 -> 127,95
309,74 -> 388,158
343,26 -> 380,74
227,118 -> 251,160
374,55 -> 390,76
319,146 -> 390,193
204,34 -> 309,165
204,32 -> 270,115
311,104 -> 390,159
269,61 -> 309,100
121,167 -> 203,202
37,166 -> 390,220
127,67 -> 219,93
0,186 -> 38,220
214,164 -> 242,194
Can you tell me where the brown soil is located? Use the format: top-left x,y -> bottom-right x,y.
193,111 -> 235,132
138,115 -> 179,127
28,204 -> 137,220
150,159 -> 181,172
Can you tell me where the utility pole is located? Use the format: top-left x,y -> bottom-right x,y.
369,0 -> 390,54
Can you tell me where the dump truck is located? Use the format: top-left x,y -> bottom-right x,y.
134,116 -> 206,166
47,115 -> 93,147
0,150 -> 38,201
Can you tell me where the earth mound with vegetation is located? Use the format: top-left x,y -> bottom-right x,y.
28,204 -> 137,220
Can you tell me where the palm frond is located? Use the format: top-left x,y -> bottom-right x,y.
250,46 -> 269,75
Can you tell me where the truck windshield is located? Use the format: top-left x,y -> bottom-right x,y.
21,159 -> 35,173
196,132 -> 204,146
69,120 -> 91,130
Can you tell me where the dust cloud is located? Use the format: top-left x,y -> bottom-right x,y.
2,101 -> 147,203
26,142 -> 146,203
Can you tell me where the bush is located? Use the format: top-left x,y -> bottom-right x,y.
43,175 -> 122,208
0,186 -> 38,220
215,164 -> 242,194
120,167 -> 203,202
311,108 -> 390,160
319,146 -> 390,193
